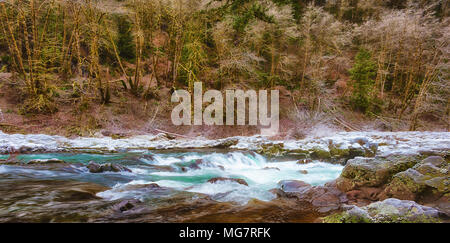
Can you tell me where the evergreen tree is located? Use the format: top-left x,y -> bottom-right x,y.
349,49 -> 377,113
116,16 -> 135,60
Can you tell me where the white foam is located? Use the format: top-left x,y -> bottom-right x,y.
186,180 -> 276,205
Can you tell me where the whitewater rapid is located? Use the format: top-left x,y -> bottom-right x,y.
0,131 -> 448,205
96,152 -> 343,204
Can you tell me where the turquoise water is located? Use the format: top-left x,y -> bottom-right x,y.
0,151 -> 343,204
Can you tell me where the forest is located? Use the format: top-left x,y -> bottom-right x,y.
0,0 -> 450,225
0,0 -> 448,137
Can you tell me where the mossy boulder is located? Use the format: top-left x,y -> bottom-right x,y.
310,147 -> 331,160
212,137 -> 239,148
383,169 -> 428,200
424,176 -> 449,194
324,198 -> 442,223
327,138 -> 377,163
383,156 -> 449,200
323,207 -> 372,223
336,155 -> 421,191
328,144 -> 350,158
257,143 -> 286,157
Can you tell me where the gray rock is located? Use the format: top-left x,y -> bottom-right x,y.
276,180 -> 348,214
113,199 -> 142,212
87,161 -> 132,173
336,155 -> 420,191
207,177 -> 248,186
212,138 -> 239,148
421,156 -> 446,167
383,156 -> 449,199
324,198 -> 442,223
278,180 -> 311,193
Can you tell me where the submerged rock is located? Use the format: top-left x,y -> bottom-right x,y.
0,179 -> 111,222
1,158 -> 84,173
263,166 -> 280,171
87,161 -> 132,173
178,159 -> 205,171
324,198 -> 443,223
299,170 -> 308,174
112,183 -> 161,192
207,177 -> 248,186
296,159 -> 312,164
178,159 -> 225,172
146,164 -> 176,172
56,189 -> 103,202
180,162 -> 201,172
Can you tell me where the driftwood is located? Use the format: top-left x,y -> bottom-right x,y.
334,117 -> 360,131
153,128 -> 189,138
0,123 -> 17,127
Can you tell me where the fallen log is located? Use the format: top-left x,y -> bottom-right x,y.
153,128 -> 190,138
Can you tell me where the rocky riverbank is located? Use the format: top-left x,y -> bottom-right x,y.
0,131 -> 448,222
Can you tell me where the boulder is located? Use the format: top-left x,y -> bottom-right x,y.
310,148 -> 331,160
87,161 -> 132,173
178,159 -> 222,172
324,198 -> 442,223
212,137 -> 239,148
207,177 -> 248,186
257,143 -> 286,157
336,155 -> 448,205
336,155 -> 421,191
275,180 -> 348,214
327,138 -> 378,164
382,169 -> 428,201
382,157 -> 449,200
278,180 -> 311,193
